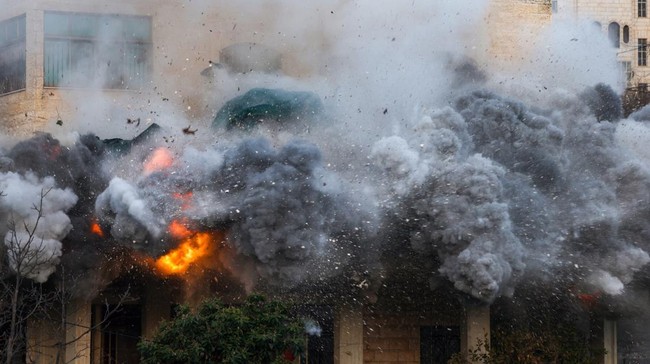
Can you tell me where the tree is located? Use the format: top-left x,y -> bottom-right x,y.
0,189 -> 59,364
138,294 -> 305,364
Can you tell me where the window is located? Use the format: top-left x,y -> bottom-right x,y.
639,38 -> 647,66
297,306 -> 333,364
620,61 -> 633,87
608,23 -> 620,48
640,0 -> 647,17
92,304 -> 142,364
551,0 -> 558,13
44,12 -> 151,89
0,15 -> 26,94
420,326 -> 460,364
624,25 -> 630,44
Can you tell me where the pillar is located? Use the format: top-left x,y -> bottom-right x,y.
65,300 -> 92,364
460,305 -> 490,362
603,319 -> 617,364
26,315 -> 59,364
334,305 -> 364,364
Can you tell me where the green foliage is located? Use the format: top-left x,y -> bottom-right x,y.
447,326 -> 605,364
138,294 -> 304,364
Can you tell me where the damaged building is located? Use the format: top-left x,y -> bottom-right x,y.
0,1 -> 647,364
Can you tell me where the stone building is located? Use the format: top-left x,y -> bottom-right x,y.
487,0 -> 554,67
556,0 -> 650,111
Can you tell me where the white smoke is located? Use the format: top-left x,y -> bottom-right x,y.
589,269 -> 624,296
95,177 -> 163,241
0,172 -> 77,282
303,318 -> 322,337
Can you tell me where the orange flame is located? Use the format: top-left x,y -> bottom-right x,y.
143,147 -> 174,174
168,220 -> 193,239
155,220 -> 217,275
577,292 -> 601,310
172,191 -> 193,211
90,219 -> 104,238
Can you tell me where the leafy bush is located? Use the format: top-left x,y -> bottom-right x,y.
448,325 -> 605,364
138,294 -> 304,364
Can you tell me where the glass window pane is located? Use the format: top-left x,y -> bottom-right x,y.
98,15 -> 125,40
69,14 -> 97,38
0,25 -> 6,47
43,12 -> 151,90
44,39 -> 69,86
5,18 -> 17,42
125,17 -> 151,41
18,16 -> 25,39
45,13 -> 69,36
70,40 -> 95,86
0,15 -> 26,93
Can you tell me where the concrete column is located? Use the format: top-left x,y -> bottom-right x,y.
334,305 -> 364,364
460,305 -> 490,362
26,316 -> 60,364
603,319 -> 617,364
65,300 -> 92,364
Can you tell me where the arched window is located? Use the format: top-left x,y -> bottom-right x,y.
624,25 -> 630,43
609,22 -> 621,48
594,21 -> 602,30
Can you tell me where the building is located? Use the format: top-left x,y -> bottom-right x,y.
555,0 -> 650,112
0,1 -> 623,364
487,0 -> 554,66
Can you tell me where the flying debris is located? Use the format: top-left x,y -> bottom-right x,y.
212,88 -> 323,130
182,125 -> 197,135
127,118 -> 141,127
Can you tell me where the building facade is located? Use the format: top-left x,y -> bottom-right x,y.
556,0 -> 650,107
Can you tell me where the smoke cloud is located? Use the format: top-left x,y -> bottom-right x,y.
2,0 -> 649,318
0,172 -> 77,282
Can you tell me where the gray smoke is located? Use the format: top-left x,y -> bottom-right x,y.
2,79 -> 648,307
360,85 -> 650,303
92,137 -> 369,288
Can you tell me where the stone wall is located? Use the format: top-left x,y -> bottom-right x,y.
362,307 -> 461,364
563,0 -> 650,88
487,0 -> 552,67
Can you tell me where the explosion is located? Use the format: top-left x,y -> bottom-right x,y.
143,147 -> 174,175
90,219 -> 104,238
0,2 -> 647,340
155,225 -> 220,275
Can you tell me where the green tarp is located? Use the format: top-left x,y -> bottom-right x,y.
212,88 -> 323,130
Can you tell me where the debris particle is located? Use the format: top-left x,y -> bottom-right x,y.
182,126 -> 197,135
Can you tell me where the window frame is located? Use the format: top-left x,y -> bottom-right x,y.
43,11 -> 152,90
640,0 -> 647,18
608,22 -> 621,48
620,61 -> 633,87
639,38 -> 648,66
0,14 -> 26,95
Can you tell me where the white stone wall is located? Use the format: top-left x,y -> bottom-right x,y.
560,0 -> 650,88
